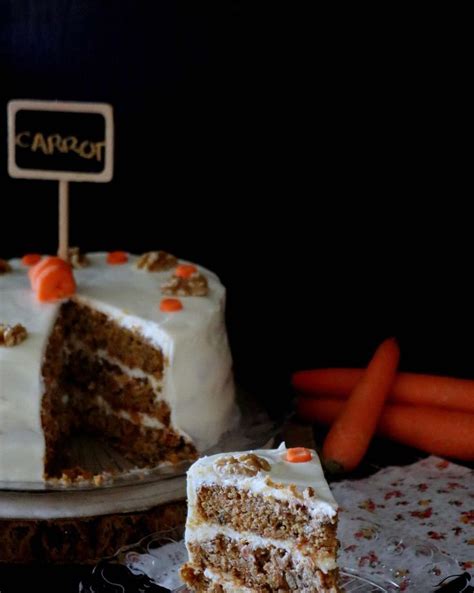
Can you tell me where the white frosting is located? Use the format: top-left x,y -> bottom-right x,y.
94,396 -> 166,430
186,443 -> 338,522
94,348 -> 163,396
0,253 -> 237,483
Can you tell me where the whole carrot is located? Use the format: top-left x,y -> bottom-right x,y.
322,338 -> 400,472
297,397 -> 474,461
292,369 -> 474,414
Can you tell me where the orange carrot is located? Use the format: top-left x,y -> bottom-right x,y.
322,338 -> 400,471
106,251 -> 128,265
175,264 -> 197,278
21,254 -> 42,266
297,397 -> 474,462
160,298 -> 183,312
36,263 -> 76,302
29,257 -> 69,290
286,447 -> 313,463
292,368 -> 474,414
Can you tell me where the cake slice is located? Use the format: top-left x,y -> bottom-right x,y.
181,443 -> 340,592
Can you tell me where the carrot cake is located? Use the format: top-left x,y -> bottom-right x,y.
181,443 -> 340,592
0,251 -> 237,483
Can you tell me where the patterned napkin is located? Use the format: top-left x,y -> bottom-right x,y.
332,456 -> 474,591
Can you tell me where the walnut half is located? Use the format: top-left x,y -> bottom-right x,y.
214,453 -> 271,477
0,323 -> 28,347
69,247 -> 90,269
136,251 -> 178,272
0,259 -> 12,274
161,272 -> 209,297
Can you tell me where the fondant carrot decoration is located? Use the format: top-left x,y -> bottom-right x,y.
286,447 -> 312,463
322,338 -> 400,472
21,254 -> 42,266
292,368 -> 474,414
107,251 -> 128,265
175,264 -> 197,278
29,256 -> 70,290
36,263 -> 76,302
160,298 -> 183,312
297,397 -> 474,462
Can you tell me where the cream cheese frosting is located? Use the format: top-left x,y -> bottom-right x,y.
186,443 -> 338,522
0,252 -> 237,483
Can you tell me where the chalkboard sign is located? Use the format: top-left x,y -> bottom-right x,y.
7,100 -> 114,182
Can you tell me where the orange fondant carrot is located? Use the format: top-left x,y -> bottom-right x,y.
297,397 -> 474,462
106,251 -> 128,265
175,264 -> 197,278
21,254 -> 42,266
322,338 -> 400,472
292,368 -> 474,414
160,298 -> 183,312
286,447 -> 312,463
29,257 -> 69,290
36,263 -> 76,302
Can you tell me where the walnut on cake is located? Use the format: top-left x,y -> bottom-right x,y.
0,258 -> 12,274
0,323 -> 28,347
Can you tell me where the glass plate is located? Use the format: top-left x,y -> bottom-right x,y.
1,390 -> 279,492
337,515 -> 460,591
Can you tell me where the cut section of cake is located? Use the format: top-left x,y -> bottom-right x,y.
181,443 -> 340,593
0,252 -> 237,483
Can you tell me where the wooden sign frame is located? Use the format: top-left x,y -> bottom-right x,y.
7,99 -> 114,182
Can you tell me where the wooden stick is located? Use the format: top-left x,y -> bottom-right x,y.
58,180 -> 69,261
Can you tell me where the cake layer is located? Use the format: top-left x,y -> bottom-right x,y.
65,348 -> 167,419
195,484 -> 336,548
182,564 -> 340,593
181,565 -> 253,592
61,301 -> 165,379
71,400 -> 196,467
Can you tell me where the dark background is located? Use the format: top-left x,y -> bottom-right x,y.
1,2 -> 472,408
0,3 -> 472,591
1,2 -> 472,413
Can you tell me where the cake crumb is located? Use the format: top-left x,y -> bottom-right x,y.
68,247 -> 90,268
0,323 -> 27,347
214,453 -> 271,477
136,251 -> 178,272
162,272 -> 209,297
0,258 -> 12,274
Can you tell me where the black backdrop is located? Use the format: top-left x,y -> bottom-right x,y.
1,2 -> 472,414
